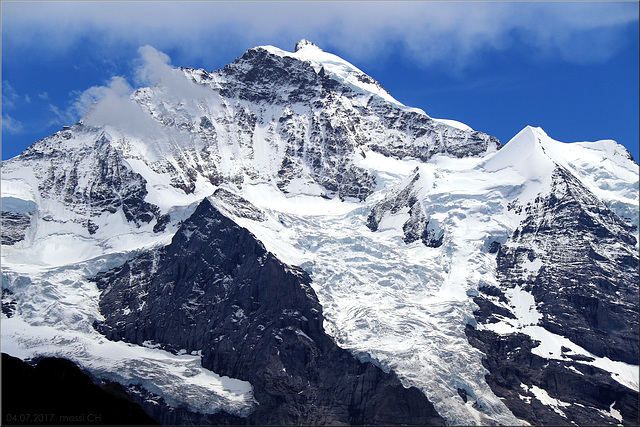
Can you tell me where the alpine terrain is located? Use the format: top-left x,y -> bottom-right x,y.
2,40 -> 638,425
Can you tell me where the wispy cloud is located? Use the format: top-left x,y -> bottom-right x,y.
48,45 -> 216,133
47,76 -> 131,126
79,75 -> 162,138
2,2 -> 637,72
2,114 -> 24,134
48,103 -> 76,126
134,45 -> 208,99
74,76 -> 133,118
3,81 -> 20,109
3,80 -> 32,109
47,75 -> 128,126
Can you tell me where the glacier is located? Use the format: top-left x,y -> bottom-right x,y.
2,40 -> 638,425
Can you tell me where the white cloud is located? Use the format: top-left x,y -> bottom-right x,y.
134,45 -> 207,100
82,89 -> 161,139
2,2 -> 637,71
63,46 -> 206,140
135,45 -> 172,86
72,76 -> 133,118
7,2 -> 635,139
75,75 -> 160,139
3,81 -> 20,109
2,114 -> 24,134
46,76 -> 132,127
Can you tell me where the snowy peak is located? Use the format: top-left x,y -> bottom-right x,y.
482,125 -> 638,226
0,39 -> 502,267
2,40 -> 640,427
258,41 -> 402,106
484,125 -> 551,172
494,125 -> 637,175
294,39 -> 321,52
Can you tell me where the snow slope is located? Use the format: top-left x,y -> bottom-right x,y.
1,254 -> 256,416
262,40 -> 405,108
221,126 -> 638,425
2,124 -> 636,426
2,39 -> 638,425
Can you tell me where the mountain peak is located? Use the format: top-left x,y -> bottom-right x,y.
294,39 -> 321,52
252,40 -> 404,107
482,124 -> 556,188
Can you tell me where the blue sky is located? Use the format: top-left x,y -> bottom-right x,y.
2,1 -> 639,161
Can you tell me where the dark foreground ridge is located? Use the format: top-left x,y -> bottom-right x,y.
93,197 -> 445,425
1,352 -> 158,425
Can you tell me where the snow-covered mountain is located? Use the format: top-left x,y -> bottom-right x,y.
2,40 -> 638,425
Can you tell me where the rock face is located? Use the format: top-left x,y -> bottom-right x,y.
465,325 -> 639,426
211,187 -> 267,222
1,211 -> 32,245
2,129 -> 168,235
499,167 -> 638,364
1,353 -> 158,425
1,196 -> 37,246
93,197 -> 445,425
1,41 -> 499,243
2,41 -> 638,427
194,44 -> 499,200
466,165 -> 639,425
367,168 -> 444,247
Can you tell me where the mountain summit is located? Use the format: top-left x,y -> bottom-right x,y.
2,42 -> 638,426
294,38 -> 321,52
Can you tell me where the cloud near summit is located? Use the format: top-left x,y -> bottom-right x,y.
69,45 -> 214,141
77,46 -> 178,135
3,2 -> 637,70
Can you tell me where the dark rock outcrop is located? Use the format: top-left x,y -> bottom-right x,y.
1,353 -> 158,425
93,197 -> 445,425
1,211 -> 32,245
1,288 -> 17,317
466,165 -> 639,425
212,187 -> 266,221
466,325 -> 639,426
498,167 -> 638,364
367,168 -> 444,247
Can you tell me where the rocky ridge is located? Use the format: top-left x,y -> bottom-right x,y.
93,197 -> 445,425
1,41 -> 638,426
465,163 -> 639,425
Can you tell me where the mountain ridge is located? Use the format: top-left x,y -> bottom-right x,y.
2,40 -> 638,426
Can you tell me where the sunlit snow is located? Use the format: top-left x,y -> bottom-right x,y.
1,47 -> 638,426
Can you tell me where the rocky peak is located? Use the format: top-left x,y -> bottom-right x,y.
294,39 -> 321,52
93,197 -> 446,425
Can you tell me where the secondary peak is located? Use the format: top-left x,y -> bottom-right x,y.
295,39 -> 322,52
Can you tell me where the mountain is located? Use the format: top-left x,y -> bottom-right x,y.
1,352 -> 158,425
1,40 -> 638,425
93,196 -> 443,425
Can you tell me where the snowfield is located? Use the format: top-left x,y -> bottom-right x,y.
3,125 -> 636,424
2,39 -> 638,426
